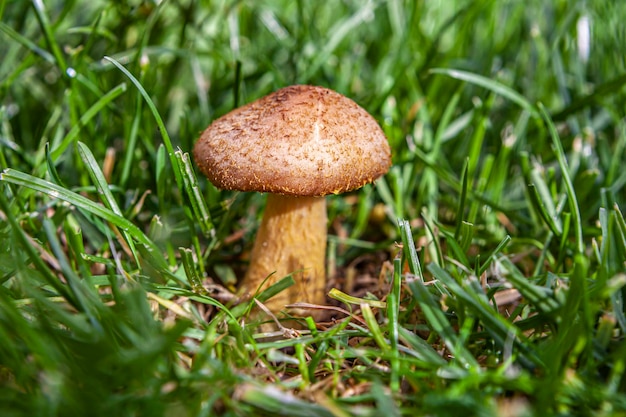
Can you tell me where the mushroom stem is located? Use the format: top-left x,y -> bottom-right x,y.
242,194 -> 327,316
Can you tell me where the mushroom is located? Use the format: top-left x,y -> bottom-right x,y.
193,85 -> 391,319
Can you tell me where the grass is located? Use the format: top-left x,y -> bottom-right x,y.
1,0 -> 626,415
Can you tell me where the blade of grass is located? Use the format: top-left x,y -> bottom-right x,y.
45,142 -> 65,187
476,235 -> 511,277
153,286 -> 237,323
467,94 -> 494,180
300,2 -> 378,81
62,213 -> 93,283
468,153 -> 493,224
551,72 -> 626,122
184,207 -> 207,279
178,247 -> 207,295
48,83 -> 127,162
520,152 -> 563,236
439,227 -> 470,269
0,189 -> 74,302
76,141 -> 139,264
103,56 -> 183,193
388,257 -> 401,353
387,257 -> 402,392
236,383 -> 335,417
0,21 -> 55,64
427,263 -> 541,369
496,256 -> 562,316
539,103 -> 584,254
349,184 -> 374,239
526,184 -> 563,237
606,204 -> 626,333
229,275 -> 298,320
397,326 -> 447,366
454,158 -> 469,241
31,0 -> 68,75
539,254 -> 590,385
361,303 -> 390,354
613,203 -> 626,255
328,288 -> 386,309
398,219 -> 478,368
155,144 -> 167,208
421,209 -> 444,267
119,95 -> 143,188
433,90 -> 462,148
430,68 -> 540,117
41,217 -> 102,328
175,149 -> 214,236
390,165 -> 405,220
456,221 -> 474,255
1,169 -> 157,251
374,175 -> 397,222
294,343 -> 311,386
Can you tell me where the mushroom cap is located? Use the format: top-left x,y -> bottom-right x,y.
193,85 -> 391,197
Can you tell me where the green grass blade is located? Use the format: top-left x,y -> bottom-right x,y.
388,258 -> 401,353
62,213 -> 92,282
236,383 -> 335,417
155,144 -> 167,208
0,189 -> 74,301
427,263 -> 540,368
179,247 -> 207,295
119,97 -> 143,188
613,203 -> 626,255
374,175 -> 396,221
0,169 -> 156,250
454,158 -> 469,241
477,235 -> 511,277
300,2 -> 378,81
520,151 -> 563,236
45,142 -> 65,187
398,219 -> 478,368
103,56 -> 184,193
526,183 -> 562,237
539,103 -> 584,254
175,149 -> 214,236
397,326 -> 447,367
440,227 -> 470,268
245,275 -> 296,309
466,95 -> 493,180
0,21 -> 54,63
421,209 -> 444,267
456,221 -> 474,255
398,219 -> 424,280
387,257 -> 402,392
361,303 -> 390,353
41,217 -> 102,325
31,0 -> 68,74
328,288 -> 386,308
76,141 -> 139,263
153,286 -> 237,322
496,256 -> 562,316
551,72 -> 626,121
430,68 -> 540,117
49,83 -> 127,162
433,90 -> 462,146
540,254 -> 590,380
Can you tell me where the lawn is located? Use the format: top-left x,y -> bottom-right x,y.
1,1 -> 625,416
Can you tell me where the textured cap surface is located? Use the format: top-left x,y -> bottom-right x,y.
193,85 -> 391,196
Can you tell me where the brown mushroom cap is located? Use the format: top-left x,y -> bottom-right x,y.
193,85 -> 391,197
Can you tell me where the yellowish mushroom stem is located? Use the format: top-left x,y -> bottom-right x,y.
242,194 -> 327,318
